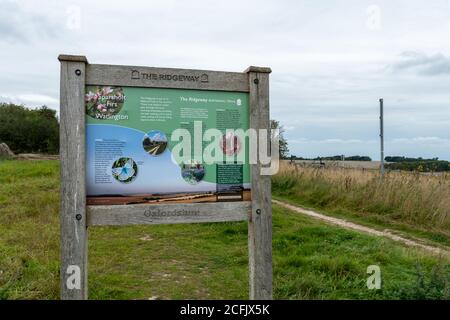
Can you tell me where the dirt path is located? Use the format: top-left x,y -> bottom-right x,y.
15,153 -> 59,160
273,199 -> 450,259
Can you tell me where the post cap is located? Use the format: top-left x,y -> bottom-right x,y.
58,54 -> 88,63
244,66 -> 272,73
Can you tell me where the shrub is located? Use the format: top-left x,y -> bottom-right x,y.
0,103 -> 59,154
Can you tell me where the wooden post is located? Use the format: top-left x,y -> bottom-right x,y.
58,54 -> 88,300
245,66 -> 273,300
379,98 -> 385,178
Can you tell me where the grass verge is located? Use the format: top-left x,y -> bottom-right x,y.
272,163 -> 450,247
0,160 -> 449,299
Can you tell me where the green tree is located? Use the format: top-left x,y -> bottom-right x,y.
270,119 -> 289,159
0,103 -> 59,154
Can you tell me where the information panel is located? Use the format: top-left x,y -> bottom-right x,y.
85,86 -> 251,205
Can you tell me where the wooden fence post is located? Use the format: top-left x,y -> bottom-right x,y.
246,66 -> 273,300
58,54 -> 88,300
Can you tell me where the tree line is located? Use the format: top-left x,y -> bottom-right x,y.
384,156 -> 449,172
385,161 -> 449,172
0,103 -> 59,154
385,156 -> 440,162
290,155 -> 372,161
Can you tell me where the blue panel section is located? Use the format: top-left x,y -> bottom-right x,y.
86,124 -> 216,196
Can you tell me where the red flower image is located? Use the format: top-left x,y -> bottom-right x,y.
220,132 -> 241,156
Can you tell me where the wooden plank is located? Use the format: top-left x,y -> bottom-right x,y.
86,64 -> 249,92
243,66 -> 272,74
59,55 -> 88,300
247,67 -> 273,300
87,202 -> 251,226
58,54 -> 88,63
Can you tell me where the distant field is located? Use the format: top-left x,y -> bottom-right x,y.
274,162 -> 450,247
289,159 -> 449,174
0,160 -> 449,300
289,160 -> 384,170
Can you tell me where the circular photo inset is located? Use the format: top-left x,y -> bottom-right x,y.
181,160 -> 205,185
111,157 -> 138,183
85,86 -> 125,118
142,130 -> 168,156
220,132 -> 241,156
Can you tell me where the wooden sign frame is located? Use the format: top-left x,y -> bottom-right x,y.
58,54 -> 272,300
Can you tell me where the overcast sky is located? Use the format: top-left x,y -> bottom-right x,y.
1,0 -> 450,160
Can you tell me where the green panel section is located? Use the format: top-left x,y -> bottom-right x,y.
85,86 -> 250,183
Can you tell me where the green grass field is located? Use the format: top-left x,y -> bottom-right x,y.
273,163 -> 450,248
0,160 -> 449,299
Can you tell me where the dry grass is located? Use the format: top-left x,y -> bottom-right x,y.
273,162 -> 450,234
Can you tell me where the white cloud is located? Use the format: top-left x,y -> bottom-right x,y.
391,51 -> 450,76
391,137 -> 450,144
0,93 -> 58,108
0,0 -> 59,43
291,138 -> 367,144
1,0 -> 449,160
283,125 -> 296,131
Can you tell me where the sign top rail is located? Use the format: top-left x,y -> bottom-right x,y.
58,54 -> 88,63
57,54 -> 271,92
